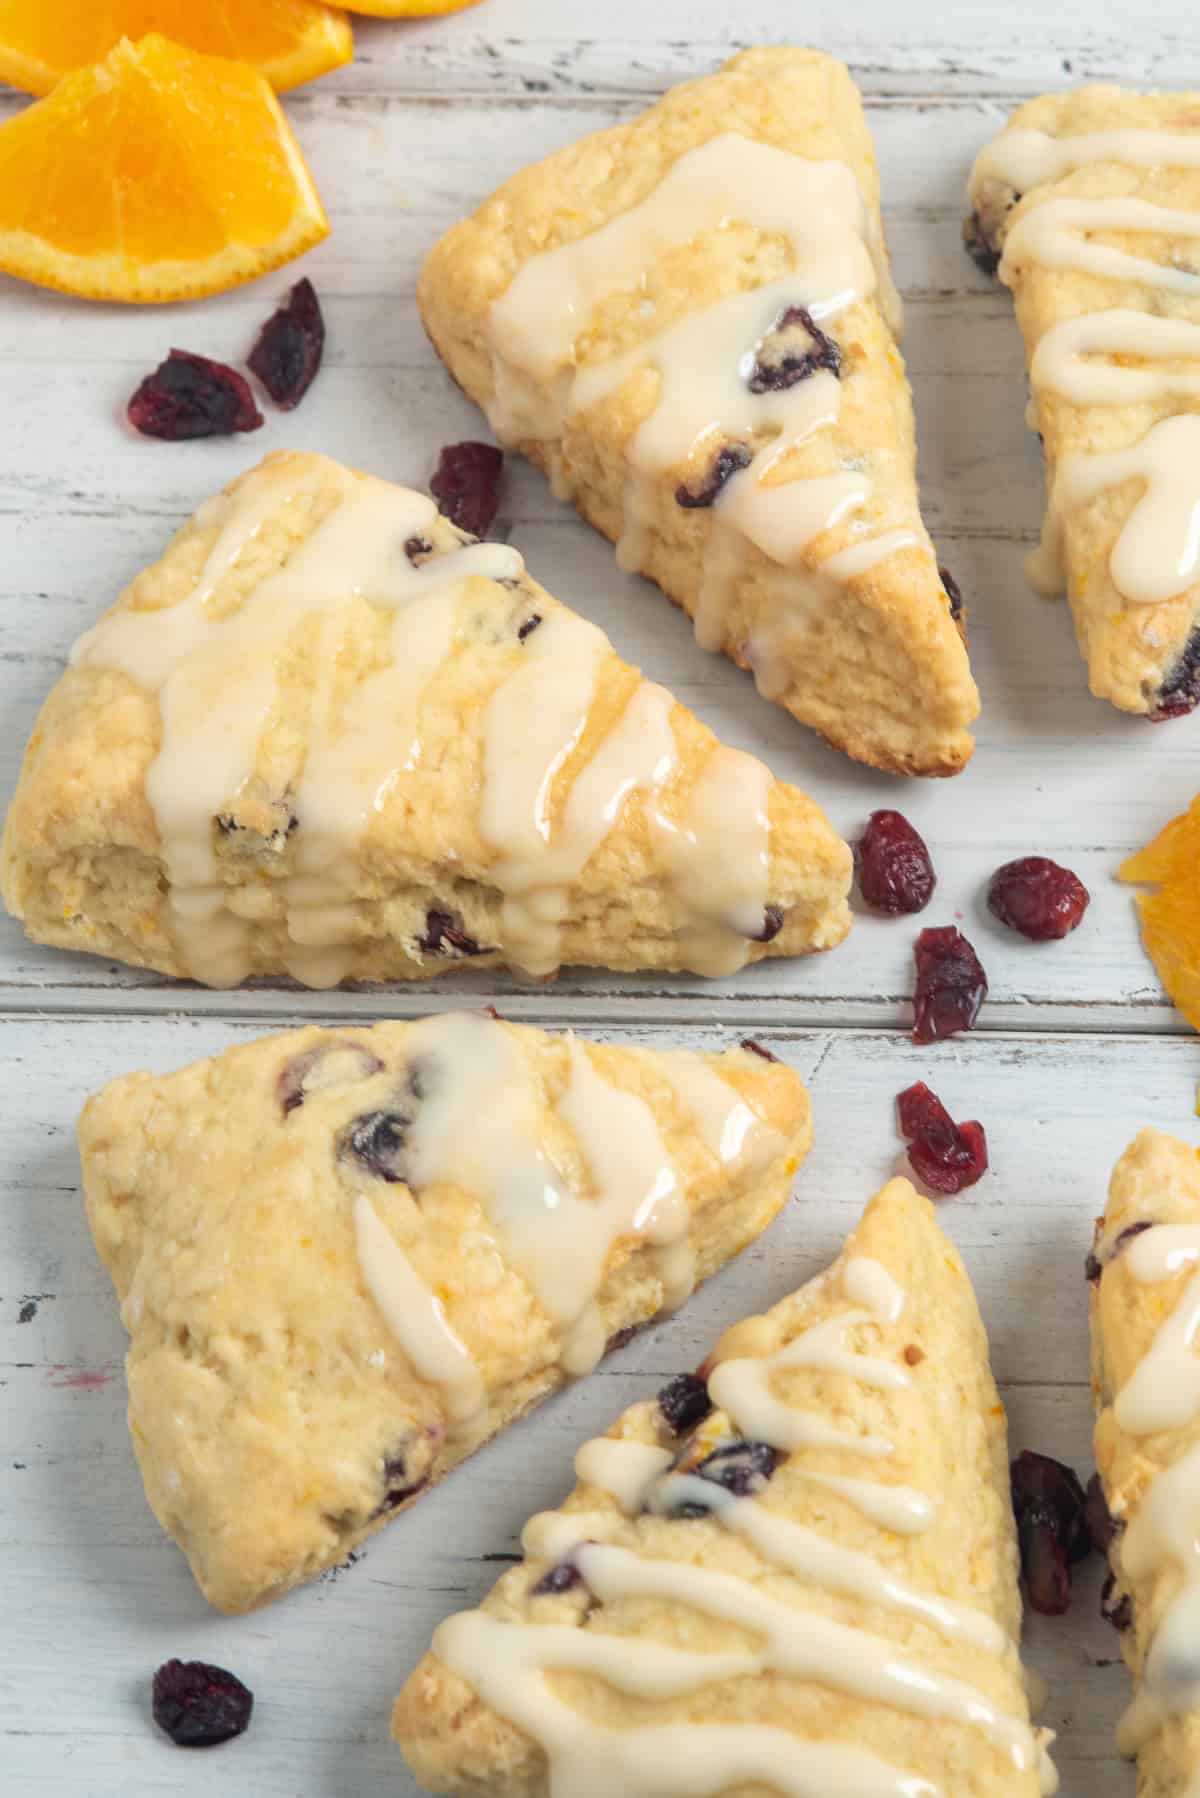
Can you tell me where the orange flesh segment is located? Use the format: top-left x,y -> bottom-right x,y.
1120,795 -> 1200,1030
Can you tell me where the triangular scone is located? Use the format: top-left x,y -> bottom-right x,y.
1090,1129 -> 1200,1789
394,1178 -> 1055,1798
78,1013 -> 811,1612
969,88 -> 1200,718
0,450 -> 852,987
418,48 -> 979,776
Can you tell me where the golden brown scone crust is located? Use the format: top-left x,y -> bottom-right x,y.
1091,1129 -> 1200,1794
0,450 -> 852,984
78,1016 -> 811,1613
394,1179 -> 1047,1798
419,48 -> 978,776
974,87 -> 1200,716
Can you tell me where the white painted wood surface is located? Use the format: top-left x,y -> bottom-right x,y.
4,4 -> 1200,1791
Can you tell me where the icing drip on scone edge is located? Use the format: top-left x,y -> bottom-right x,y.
70,455 -> 781,985
1100,1219 -> 1200,1759
344,1014 -> 784,1431
429,1250 -> 1057,1797
968,122 -> 1200,646
479,131 -> 940,700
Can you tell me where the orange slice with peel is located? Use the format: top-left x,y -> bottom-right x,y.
1120,796 -> 1200,1029
0,0 -> 353,95
0,34 -> 329,303
342,0 -> 482,15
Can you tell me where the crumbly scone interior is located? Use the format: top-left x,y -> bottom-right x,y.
0,448 -> 852,987
393,1178 -> 1054,1798
418,46 -> 978,776
78,1014 -> 811,1613
968,86 -> 1200,717
1091,1128 -> 1200,1791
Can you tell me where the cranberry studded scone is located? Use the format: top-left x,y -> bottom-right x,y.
419,47 -> 979,777
969,88 -> 1200,719
394,1178 -> 1055,1798
1090,1129 -> 1200,1792
0,450 -> 852,988
78,1012 -> 811,1612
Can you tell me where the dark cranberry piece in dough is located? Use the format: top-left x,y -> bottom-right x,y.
405,535 -> 434,565
248,277 -> 325,410
278,1039 -> 384,1115
419,908 -> 485,958
1086,1220 -> 1152,1285
517,613 -> 542,642
1011,1450 -> 1091,1616
751,905 -> 784,943
939,564 -> 965,623
747,305 -> 841,393
896,1081 -> 988,1196
911,926 -> 988,1043
1101,1571 -> 1133,1632
693,1439 -> 779,1499
657,1373 -> 713,1437
151,1659 -> 253,1748
431,441 -> 503,537
987,856 -> 1090,941
740,1038 -> 778,1062
1152,625 -> 1200,720
855,810 -> 937,915
379,1451 -> 429,1513
128,350 -> 263,440
675,443 -> 753,508
963,211 -> 1002,276
532,1562 -> 582,1596
339,1110 -> 412,1182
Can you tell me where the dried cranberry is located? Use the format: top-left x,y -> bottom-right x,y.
911,926 -> 988,1043
418,908 -> 484,958
751,905 -> 784,943
378,1447 -> 430,1514
517,613 -> 542,642
1101,1571 -> 1133,1632
128,350 -> 263,440
987,857 -> 1090,941
532,1562 -> 582,1596
963,211 -> 1002,276
1087,1220 -> 1152,1285
1011,1450 -> 1091,1616
1084,1473 -> 1119,1554
692,1439 -> 778,1499
657,1373 -> 712,1436
896,1081 -> 988,1196
855,810 -> 936,915
405,535 -> 434,564
747,306 -> 841,393
338,1110 -> 412,1182
939,565 -> 964,622
675,444 -> 753,508
1153,625 -> 1200,719
248,277 -> 325,410
740,1038 -> 778,1062
151,1660 -> 253,1748
278,1039 -> 384,1115
431,441 -> 503,537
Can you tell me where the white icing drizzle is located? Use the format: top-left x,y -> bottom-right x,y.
484,131 -> 925,683
430,1248 -> 1051,1796
971,115 -> 1200,621
652,746 -> 773,975
657,1049 -> 784,1173
354,1194 -> 485,1436
1104,1220 -> 1200,1752
801,1472 -> 939,1537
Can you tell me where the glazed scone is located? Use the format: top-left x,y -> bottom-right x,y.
419,47 -> 979,777
969,88 -> 1200,718
393,1178 -> 1054,1798
0,449 -> 852,988
1090,1129 -> 1200,1792
78,1012 -> 811,1613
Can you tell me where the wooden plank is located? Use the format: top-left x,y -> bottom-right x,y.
0,1012 -> 1169,1795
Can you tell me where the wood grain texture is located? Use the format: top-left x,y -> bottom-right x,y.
5,3 -> 1200,1790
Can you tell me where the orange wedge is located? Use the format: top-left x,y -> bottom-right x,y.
0,34 -> 329,303
343,1 -> 482,14
1120,797 -> 1200,1030
0,1 -> 353,95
